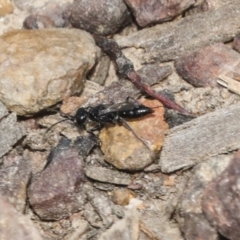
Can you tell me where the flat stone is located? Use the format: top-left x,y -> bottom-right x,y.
175,43 -> 240,87
160,103 -> 240,173
116,1 -> 240,63
85,165 -> 132,185
0,28 -> 99,115
124,0 -> 194,27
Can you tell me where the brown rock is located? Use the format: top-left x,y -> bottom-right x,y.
202,149 -> 240,240
124,0 -> 195,27
28,142 -> 86,220
0,0 -> 14,16
0,195 -> 43,240
99,99 -> 169,171
175,43 -> 240,87
111,188 -> 136,206
0,28 -> 99,116
70,0 -> 131,35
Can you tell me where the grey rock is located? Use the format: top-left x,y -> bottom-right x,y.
70,0 -> 131,35
0,112 -> 26,158
116,1 -> 240,63
160,103 -> 240,173
84,183 -> 114,226
0,155 -> 32,213
0,28 -> 99,115
85,166 -> 132,185
0,101 -> 8,119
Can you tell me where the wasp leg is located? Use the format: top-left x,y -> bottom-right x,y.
118,118 -> 150,149
87,122 -> 105,146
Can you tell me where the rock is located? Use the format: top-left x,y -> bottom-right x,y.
99,208 -> 140,240
0,112 -> 26,158
0,100 -> 8,119
89,55 -> 111,85
0,0 -> 14,16
164,109 -> 196,128
116,1 -> 240,62
160,103 -> 240,173
111,188 -> 136,206
233,33 -> 240,53
70,0 -> 131,35
175,43 -> 240,87
0,195 -> 43,240
14,0 -> 72,28
176,154 -> 232,240
23,14 -> 56,29
83,183 -> 114,226
139,200 -> 184,240
202,149 -> 240,240
0,155 -> 32,213
99,99 -> 169,171
124,0 -> 195,27
0,28 -> 99,116
28,139 -> 86,220
182,213 -> 218,240
82,64 -> 171,109
85,166 -> 132,185
65,213 -> 89,240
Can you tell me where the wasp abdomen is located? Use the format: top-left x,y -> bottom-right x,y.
119,106 -> 154,119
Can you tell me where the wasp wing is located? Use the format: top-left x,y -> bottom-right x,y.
98,102 -> 138,116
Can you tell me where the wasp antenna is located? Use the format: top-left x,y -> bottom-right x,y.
43,116 -> 73,139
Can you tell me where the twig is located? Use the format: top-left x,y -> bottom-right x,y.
92,34 -> 192,115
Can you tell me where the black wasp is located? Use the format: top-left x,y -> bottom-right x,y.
47,97 -> 155,148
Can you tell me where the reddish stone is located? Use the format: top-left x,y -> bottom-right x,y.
124,0 -> 195,27
28,142 -> 86,220
175,43 -> 240,87
202,149 -> 240,240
